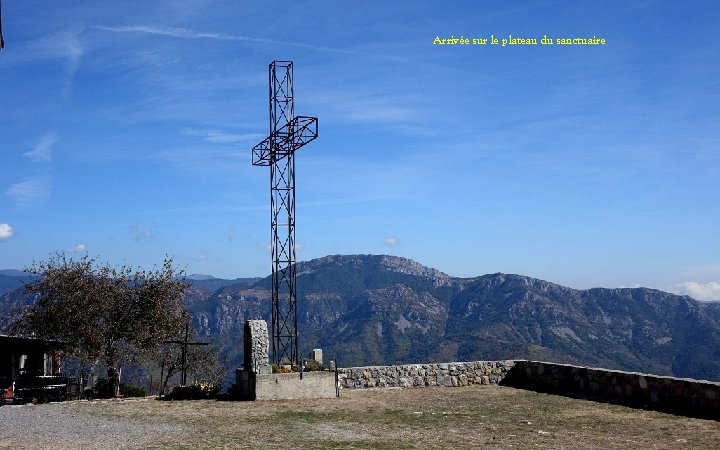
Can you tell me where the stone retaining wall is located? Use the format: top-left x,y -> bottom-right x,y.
504,360 -> 720,420
338,360 -> 516,389
338,359 -> 720,419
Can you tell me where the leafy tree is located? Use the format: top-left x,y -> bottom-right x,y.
11,254 -> 190,397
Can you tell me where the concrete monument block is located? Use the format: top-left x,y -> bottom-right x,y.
244,320 -> 271,375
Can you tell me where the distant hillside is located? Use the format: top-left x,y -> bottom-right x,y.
3,254 -> 720,382
0,269 -> 31,277
0,273 -> 38,297
183,276 -> 260,293
178,254 -> 720,382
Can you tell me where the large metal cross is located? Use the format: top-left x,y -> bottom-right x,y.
164,323 -> 209,387
251,60 -> 318,366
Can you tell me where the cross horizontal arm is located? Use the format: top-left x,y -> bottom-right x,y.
252,116 -> 318,166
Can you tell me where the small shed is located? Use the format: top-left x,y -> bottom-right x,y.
1,334 -> 64,402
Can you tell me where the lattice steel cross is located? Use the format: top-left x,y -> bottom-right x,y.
251,61 -> 318,365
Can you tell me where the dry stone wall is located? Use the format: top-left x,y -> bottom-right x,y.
338,360 -> 516,389
506,360 -> 720,420
338,359 -> 720,419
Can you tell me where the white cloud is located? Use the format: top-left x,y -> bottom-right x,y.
185,129 -> 263,145
6,176 -> 52,207
383,236 -> 400,246
24,133 -> 57,162
674,282 -> 720,301
0,223 -> 14,241
69,243 -> 87,253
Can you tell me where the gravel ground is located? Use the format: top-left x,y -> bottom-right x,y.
2,387 -> 720,449
0,398 -> 187,449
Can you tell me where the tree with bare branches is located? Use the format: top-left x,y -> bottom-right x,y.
11,254 -> 190,397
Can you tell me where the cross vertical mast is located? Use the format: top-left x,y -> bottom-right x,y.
252,61 -> 318,365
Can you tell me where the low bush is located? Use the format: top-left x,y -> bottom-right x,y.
93,378 -> 113,399
302,359 -> 325,372
162,381 -> 220,400
119,383 -> 146,398
271,361 -> 325,373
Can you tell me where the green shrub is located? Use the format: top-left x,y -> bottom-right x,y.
272,364 -> 297,373
302,359 -> 325,372
191,381 -> 220,398
119,383 -> 146,398
270,361 -> 325,372
93,378 -> 113,399
162,382 -> 220,400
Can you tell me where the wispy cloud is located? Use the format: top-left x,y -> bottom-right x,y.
673,281 -> 720,301
130,224 -> 157,242
185,128 -> 263,145
24,133 -> 57,162
28,30 -> 84,96
307,89 -> 430,132
6,176 -> 52,207
383,236 -> 400,247
69,243 -> 87,253
94,25 -> 407,62
0,224 -> 14,241
227,225 -> 237,242
340,98 -> 419,123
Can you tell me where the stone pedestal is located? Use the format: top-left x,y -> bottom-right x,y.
236,319 -> 336,400
236,320 -> 270,400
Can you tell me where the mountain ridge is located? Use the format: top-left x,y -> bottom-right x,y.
2,254 -> 719,382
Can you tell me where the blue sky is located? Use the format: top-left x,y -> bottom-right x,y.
1,1 -> 719,299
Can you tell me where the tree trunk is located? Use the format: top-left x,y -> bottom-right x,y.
106,351 -> 118,398
105,338 -> 119,398
90,360 -> 99,389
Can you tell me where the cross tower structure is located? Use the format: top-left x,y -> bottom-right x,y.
251,60 -> 318,366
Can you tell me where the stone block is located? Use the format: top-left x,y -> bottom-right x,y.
244,320 -> 270,375
459,374 -> 468,386
311,349 -> 323,365
254,371 -> 337,401
438,374 -> 452,387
